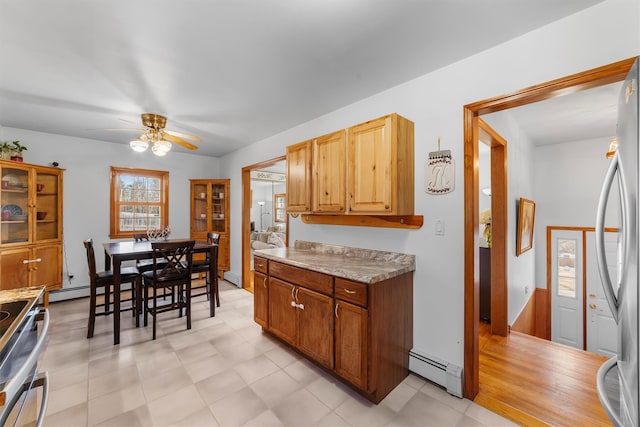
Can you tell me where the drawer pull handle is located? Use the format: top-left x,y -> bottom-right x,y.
344,288 -> 356,294
335,303 -> 339,318
23,258 -> 42,264
290,301 -> 305,310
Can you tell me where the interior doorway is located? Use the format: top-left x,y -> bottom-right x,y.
463,57 -> 635,399
241,156 -> 287,292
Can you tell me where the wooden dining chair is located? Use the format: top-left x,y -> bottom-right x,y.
142,240 -> 195,340
83,238 -> 142,338
191,232 -> 220,307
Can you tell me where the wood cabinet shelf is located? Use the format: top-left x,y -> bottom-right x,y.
301,214 -> 423,229
190,179 -> 230,277
0,160 -> 64,305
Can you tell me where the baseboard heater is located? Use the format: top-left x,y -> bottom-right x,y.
409,348 -> 463,398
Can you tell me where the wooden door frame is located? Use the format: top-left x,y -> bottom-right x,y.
241,155 -> 287,291
477,118 -> 508,337
463,57 -> 635,399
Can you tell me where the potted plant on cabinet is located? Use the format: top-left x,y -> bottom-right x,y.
0,142 -> 12,160
9,141 -> 27,162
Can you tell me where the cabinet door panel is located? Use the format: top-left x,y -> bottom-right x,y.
32,244 -> 62,289
335,300 -> 368,390
0,247 -> 30,290
254,271 -> 268,327
296,287 -> 334,369
286,140 -> 312,213
348,116 -> 392,214
313,130 -> 346,213
217,234 -> 230,271
268,278 -> 296,345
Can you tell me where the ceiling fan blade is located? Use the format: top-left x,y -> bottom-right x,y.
164,129 -> 202,142
102,127 -> 145,132
162,133 -> 199,150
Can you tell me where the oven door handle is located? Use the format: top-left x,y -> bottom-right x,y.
0,309 -> 50,427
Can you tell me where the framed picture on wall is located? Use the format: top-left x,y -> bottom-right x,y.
516,197 -> 535,256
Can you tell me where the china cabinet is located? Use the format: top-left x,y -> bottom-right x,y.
0,161 -> 64,304
189,179 -> 230,277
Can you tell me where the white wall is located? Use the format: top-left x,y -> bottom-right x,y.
220,0 -> 639,367
480,111 -> 536,325
533,136 -> 619,291
0,128 -> 221,301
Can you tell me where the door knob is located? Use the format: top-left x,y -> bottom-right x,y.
589,303 -> 596,309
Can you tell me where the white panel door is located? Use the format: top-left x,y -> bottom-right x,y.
585,231 -> 619,357
551,229 -> 583,349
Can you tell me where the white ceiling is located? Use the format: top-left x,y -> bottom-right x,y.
487,80 -> 622,146
0,0 -> 605,157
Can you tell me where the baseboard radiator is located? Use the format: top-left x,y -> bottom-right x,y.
409,348 -> 463,398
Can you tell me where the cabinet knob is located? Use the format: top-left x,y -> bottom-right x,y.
589,293 -> 597,298
385,205 -> 390,210
589,303 -> 596,309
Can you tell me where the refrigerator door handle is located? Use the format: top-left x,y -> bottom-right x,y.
595,151 -> 627,324
597,356 -> 622,427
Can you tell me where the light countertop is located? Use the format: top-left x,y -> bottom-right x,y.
255,241 -> 415,284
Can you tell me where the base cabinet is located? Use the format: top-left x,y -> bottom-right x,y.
335,300 -> 368,390
253,270 -> 268,327
254,256 -> 413,403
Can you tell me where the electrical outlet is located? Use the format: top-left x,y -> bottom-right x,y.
524,286 -> 529,295
435,220 -> 445,236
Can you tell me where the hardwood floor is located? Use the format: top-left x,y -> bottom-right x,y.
476,321 -> 612,426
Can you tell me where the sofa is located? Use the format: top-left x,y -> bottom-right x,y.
250,230 -> 286,251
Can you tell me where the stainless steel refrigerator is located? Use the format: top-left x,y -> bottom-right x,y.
596,56 -> 639,427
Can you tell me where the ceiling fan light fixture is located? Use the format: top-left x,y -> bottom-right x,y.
151,140 -> 172,156
130,138 -> 149,152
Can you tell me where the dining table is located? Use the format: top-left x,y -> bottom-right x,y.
103,239 -> 219,345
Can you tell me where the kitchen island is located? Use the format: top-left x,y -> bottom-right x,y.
254,241 -> 414,403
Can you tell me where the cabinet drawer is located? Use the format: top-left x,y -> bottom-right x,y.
335,278 -> 367,307
254,256 -> 268,274
269,261 -> 333,296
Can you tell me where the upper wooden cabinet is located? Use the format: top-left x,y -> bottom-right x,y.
313,130 -> 347,214
286,113 -> 415,217
348,114 -> 414,215
0,161 -> 64,303
189,179 -> 230,276
286,140 -> 312,214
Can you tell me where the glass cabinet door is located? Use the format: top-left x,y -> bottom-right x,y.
193,183 -> 208,233
210,182 -> 226,233
1,166 -> 29,244
34,170 -> 60,242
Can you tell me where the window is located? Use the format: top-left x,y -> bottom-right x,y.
274,193 -> 286,223
556,238 -> 577,298
110,167 -> 169,238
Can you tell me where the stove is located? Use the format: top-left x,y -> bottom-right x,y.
0,288 -> 49,427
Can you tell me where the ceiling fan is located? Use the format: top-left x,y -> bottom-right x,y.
107,113 -> 201,156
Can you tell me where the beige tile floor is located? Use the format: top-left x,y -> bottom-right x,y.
39,281 -> 518,427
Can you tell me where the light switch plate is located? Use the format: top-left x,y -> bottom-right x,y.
435,220 -> 445,236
